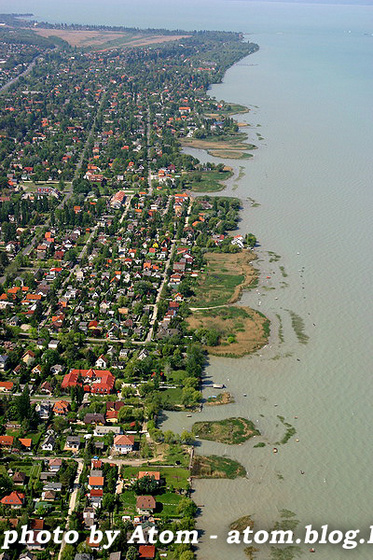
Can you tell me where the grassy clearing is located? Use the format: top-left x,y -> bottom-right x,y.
193,417 -> 260,444
157,492 -> 184,517
191,454 -> 246,478
124,465 -> 189,489
180,133 -> 256,160
32,28 -> 190,49
204,104 -> 248,119
191,251 -> 258,308
287,310 -> 309,344
157,387 -> 183,409
184,169 -> 233,192
205,392 -> 234,405
188,305 -> 269,358
188,251 -> 268,357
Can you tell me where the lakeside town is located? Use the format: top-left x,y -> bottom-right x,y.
0,15 -> 266,560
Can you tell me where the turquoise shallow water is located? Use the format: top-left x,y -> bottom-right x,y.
2,1 -> 373,558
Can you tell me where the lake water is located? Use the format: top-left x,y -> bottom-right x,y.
3,1 -> 373,558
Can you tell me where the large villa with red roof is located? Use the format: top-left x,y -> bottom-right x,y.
61,368 -> 115,394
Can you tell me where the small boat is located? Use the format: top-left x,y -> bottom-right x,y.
273,447 -> 278,454
243,394 -> 247,397
212,383 -> 225,389
187,414 -> 192,417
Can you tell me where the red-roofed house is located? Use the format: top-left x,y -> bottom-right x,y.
61,369 -> 115,394
88,476 -> 104,489
138,471 -> 161,483
113,434 -> 135,454
139,546 -> 156,559
53,400 -> 70,415
1,491 -> 25,508
0,435 -> 14,448
0,381 -> 13,393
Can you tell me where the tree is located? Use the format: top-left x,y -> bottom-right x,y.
53,416 -> 68,433
179,551 -> 195,560
177,497 -> 197,518
0,474 -> 13,495
16,384 -> 31,421
125,547 -> 138,560
181,387 -> 201,408
103,493 -> 115,511
132,475 -> 159,495
180,431 -> 194,445
245,233 -> 257,248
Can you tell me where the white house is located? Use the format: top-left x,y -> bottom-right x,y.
113,434 -> 135,454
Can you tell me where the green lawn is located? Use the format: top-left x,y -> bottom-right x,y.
158,387 -> 183,409
192,272 -> 244,308
185,170 -> 233,193
193,417 -> 260,445
157,492 -> 183,518
192,455 -> 246,479
120,490 -> 137,514
122,466 -> 190,490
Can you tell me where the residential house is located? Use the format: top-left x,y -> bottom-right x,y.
88,476 -> 104,490
39,381 -> 52,395
0,436 -> 14,449
139,546 -> 156,560
75,555 -> 92,560
20,553 -> 35,560
12,471 -> 27,485
36,401 -> 52,420
84,413 -> 105,425
41,434 -> 55,452
113,434 -> 135,455
50,364 -> 64,375
94,425 -> 122,437
53,400 -> 70,415
64,436 -> 80,452
83,507 -> 96,528
49,458 -> 62,472
95,355 -> 109,369
41,490 -> 56,501
138,471 -> 161,484
136,495 -> 156,515
89,489 -> 103,508
0,356 -> 9,372
42,482 -> 62,492
61,368 -> 115,394
105,400 -> 125,423
1,491 -> 25,508
0,381 -> 13,392
19,438 -> 32,451
22,350 -> 35,366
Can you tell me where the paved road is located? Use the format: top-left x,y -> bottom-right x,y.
0,51 -> 48,94
57,460 -> 83,560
